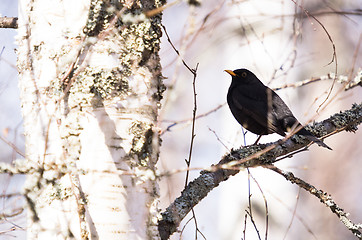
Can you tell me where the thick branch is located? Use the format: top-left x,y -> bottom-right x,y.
158,103 -> 362,240
0,17 -> 18,29
0,159 -> 35,174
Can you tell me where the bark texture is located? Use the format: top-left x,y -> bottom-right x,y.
17,0 -> 164,239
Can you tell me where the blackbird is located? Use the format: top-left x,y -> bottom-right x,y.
225,68 -> 331,150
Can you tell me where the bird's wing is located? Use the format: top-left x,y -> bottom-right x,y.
270,92 -> 294,119
270,92 -> 300,131
231,86 -> 285,135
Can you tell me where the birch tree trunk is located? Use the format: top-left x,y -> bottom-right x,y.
17,0 -> 164,239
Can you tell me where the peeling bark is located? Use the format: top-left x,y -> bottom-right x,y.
17,0 -> 164,239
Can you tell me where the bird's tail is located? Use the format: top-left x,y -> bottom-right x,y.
298,128 -> 332,150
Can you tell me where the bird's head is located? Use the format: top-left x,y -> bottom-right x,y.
224,68 -> 257,84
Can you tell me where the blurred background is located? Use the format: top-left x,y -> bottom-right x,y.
0,0 -> 361,239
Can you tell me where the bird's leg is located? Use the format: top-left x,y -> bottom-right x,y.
254,135 -> 262,144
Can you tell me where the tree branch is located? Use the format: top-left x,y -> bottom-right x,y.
158,103 -> 362,240
267,165 -> 362,239
0,17 -> 18,29
0,159 -> 36,174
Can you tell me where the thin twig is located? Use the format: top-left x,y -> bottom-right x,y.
163,21 -> 205,240
162,103 -> 225,134
291,0 -> 338,112
207,126 -> 230,151
185,63 -> 199,187
242,213 -> 248,240
0,135 -> 24,157
268,191 -> 317,239
246,169 -> 262,240
347,33 -> 362,83
180,216 -> 194,238
282,187 -> 301,240
161,24 -> 196,74
266,165 -> 362,239
249,171 -> 269,240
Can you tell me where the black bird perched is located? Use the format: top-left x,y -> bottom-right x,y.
225,68 -> 331,150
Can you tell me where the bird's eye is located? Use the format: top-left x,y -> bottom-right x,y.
241,72 -> 247,78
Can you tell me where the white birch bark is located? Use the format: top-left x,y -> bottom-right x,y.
17,0 -> 164,239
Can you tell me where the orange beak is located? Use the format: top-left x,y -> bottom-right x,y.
224,69 -> 236,76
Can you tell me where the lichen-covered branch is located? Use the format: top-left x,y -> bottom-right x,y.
0,159 -> 36,174
267,165 -> 362,239
158,103 -> 362,240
